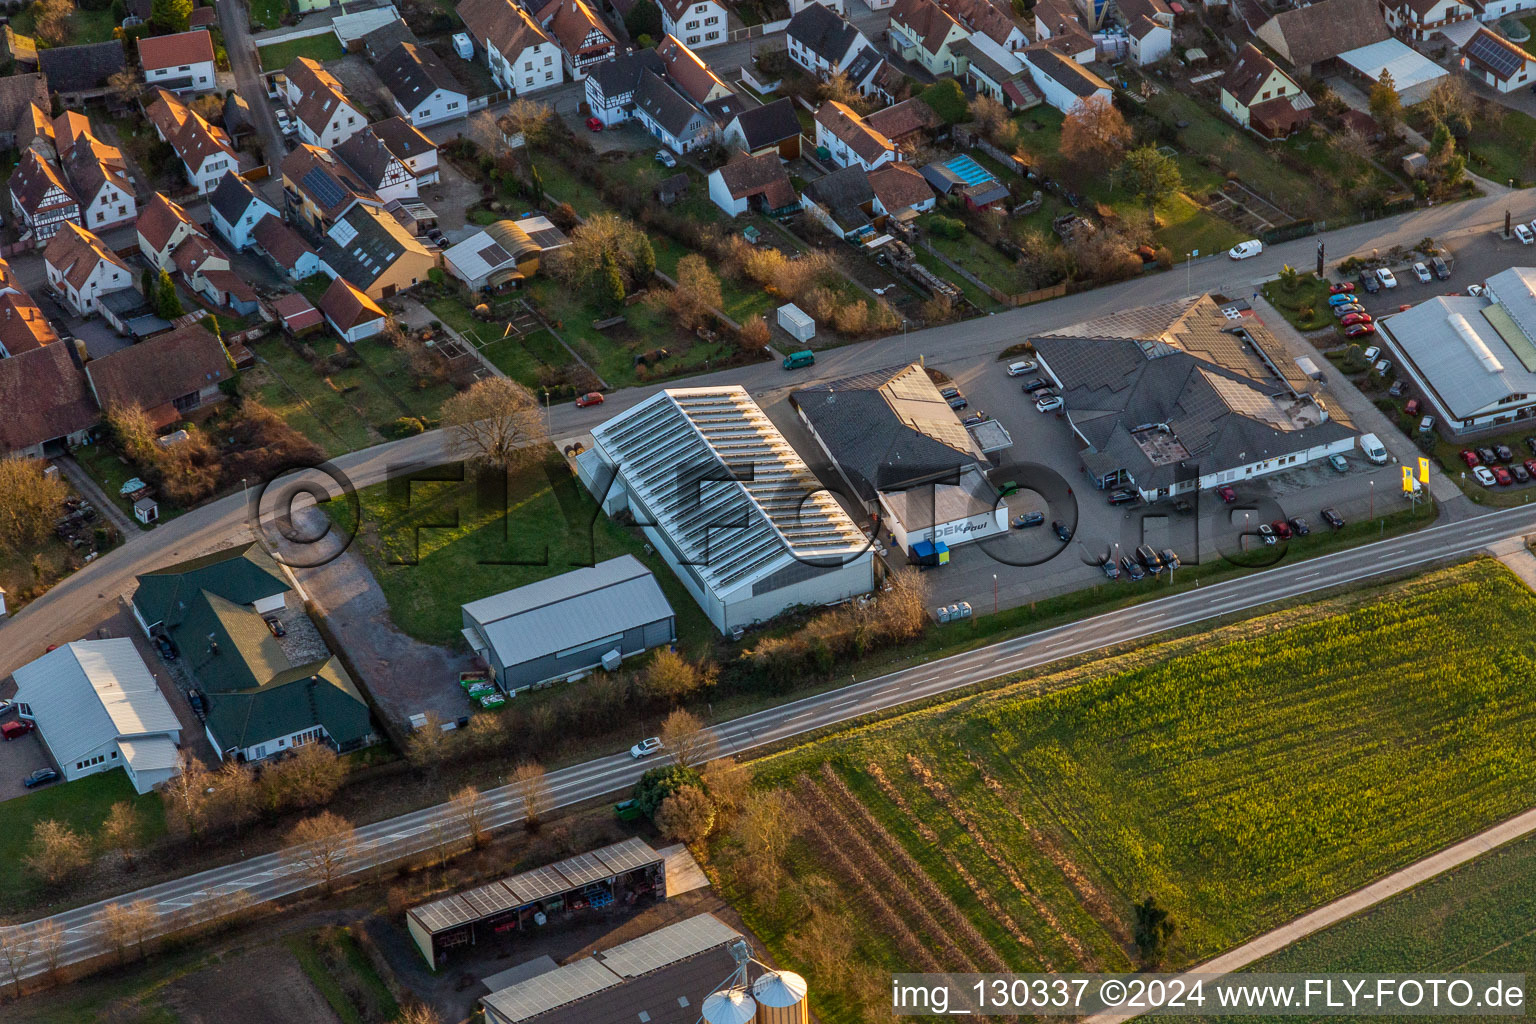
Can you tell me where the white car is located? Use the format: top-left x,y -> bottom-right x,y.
654,149 -> 677,168
1516,224 -> 1534,245
1036,395 -> 1063,412
1227,239 -> 1263,260
1362,345 -> 1380,362
1007,359 -> 1037,376
1376,267 -> 1398,289
1468,283 -> 1487,297
274,109 -> 294,135
1374,358 -> 1392,375
1474,465 -> 1496,487
630,737 -> 663,759
1412,262 -> 1431,284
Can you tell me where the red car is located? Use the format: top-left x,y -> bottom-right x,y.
1404,398 -> 1420,417
1217,485 -> 1237,504
1,720 -> 33,741
1329,282 -> 1356,294
1461,449 -> 1481,467
1494,465 -> 1514,486
1345,323 -> 1377,337
575,392 -> 605,407
1524,458 -> 1536,478
1271,518 -> 1293,539
1340,312 -> 1372,327
585,116 -> 603,132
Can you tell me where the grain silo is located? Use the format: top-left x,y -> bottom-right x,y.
752,970 -> 809,1024
702,986 -> 758,1024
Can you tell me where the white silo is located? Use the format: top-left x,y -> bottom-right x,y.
752,970 -> 809,1024
702,986 -> 758,1024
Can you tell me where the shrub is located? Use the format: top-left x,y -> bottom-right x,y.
927,215 -> 966,240
634,763 -> 703,817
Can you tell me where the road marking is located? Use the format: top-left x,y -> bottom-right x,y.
786,711 -> 814,721
829,698 -> 861,710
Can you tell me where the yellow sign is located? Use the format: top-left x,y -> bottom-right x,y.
1402,467 -> 1415,493
1418,457 -> 1430,483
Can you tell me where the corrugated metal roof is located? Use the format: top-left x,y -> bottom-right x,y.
119,734 -> 180,772
461,555 -> 674,669
596,913 -> 742,977
12,640 -> 181,765
483,957 -> 623,1023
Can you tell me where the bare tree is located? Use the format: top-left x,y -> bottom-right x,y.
735,789 -> 798,866
641,649 -> 717,704
101,801 -> 144,871
208,761 -> 261,835
284,812 -> 357,892
509,762 -> 551,831
25,820 -> 90,886
31,920 -> 64,982
98,903 -> 134,963
497,98 -> 557,152
660,708 -> 717,768
396,1003 -> 442,1024
0,926 -> 34,996
29,0 -> 72,45
442,377 -> 548,473
407,713 -> 454,771
1060,94 -> 1132,173
655,784 -> 716,843
449,785 -> 488,848
700,757 -> 750,814
0,458 -> 68,549
162,753 -> 214,841
878,567 -> 930,642
264,741 -> 347,812
668,253 -> 723,331
106,68 -> 140,108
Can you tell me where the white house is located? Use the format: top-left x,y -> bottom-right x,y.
814,100 -> 897,169
12,640 -> 183,795
375,41 -> 469,126
65,144 -> 136,233
707,151 -> 800,217
318,276 -> 388,342
374,116 -> 440,185
1457,26 -> 1536,92
208,170 -> 281,251
10,149 -> 79,242
1117,0 -> 1173,64
790,0 -> 845,12
659,0 -> 728,48
285,57 -> 369,148
1381,0 -> 1473,41
44,221 -> 134,316
584,48 -> 666,126
1021,45 -> 1112,114
634,69 -> 718,152
1219,43 -> 1312,138
541,0 -> 618,79
136,192 -> 203,269
138,30 -> 218,93
787,3 -> 868,76
336,127 -> 419,202
456,0 -> 565,93
145,89 -> 241,195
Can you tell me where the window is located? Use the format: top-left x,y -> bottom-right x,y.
686,18 -> 699,26
705,15 -> 717,23
687,34 -> 699,43
96,211 -> 104,222
448,100 -> 459,109
525,60 -> 534,69
544,55 -> 553,65
545,71 -> 553,80
172,391 -> 201,412
179,64 -> 190,71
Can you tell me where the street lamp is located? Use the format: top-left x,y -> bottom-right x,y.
992,573 -> 998,615
1369,478 -> 1374,517
1186,249 -> 1198,296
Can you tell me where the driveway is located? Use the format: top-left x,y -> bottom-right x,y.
219,0 -> 287,167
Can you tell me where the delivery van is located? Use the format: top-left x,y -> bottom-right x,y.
1358,433 -> 1389,465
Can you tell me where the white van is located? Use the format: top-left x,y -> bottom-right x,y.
1358,432 -> 1389,465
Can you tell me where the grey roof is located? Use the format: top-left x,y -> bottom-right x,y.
801,164 -> 874,230
208,170 -> 271,226
334,127 -> 404,190
790,362 -> 988,502
362,18 -> 420,59
787,2 -> 858,61
461,554 -> 673,665
634,69 -> 701,137
588,47 -> 664,98
317,204 -> 408,289
11,639 -> 181,766
376,41 -> 464,112
1023,45 -> 1108,97
37,40 -> 125,94
728,97 -> 801,151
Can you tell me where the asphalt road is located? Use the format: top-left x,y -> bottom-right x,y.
9,494 -> 1536,974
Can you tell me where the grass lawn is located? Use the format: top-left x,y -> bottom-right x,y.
329,450 -> 716,654
258,34 -> 343,71
244,334 -> 456,457
248,0 -> 289,29
10,4 -> 116,42
73,442 -> 185,528
911,245 -> 1002,312
1411,104 -> 1536,186
710,559 -> 1536,1024
3,772 -> 166,913
1262,274 -> 1336,331
1201,832 -> 1536,1021
287,927 -> 398,1024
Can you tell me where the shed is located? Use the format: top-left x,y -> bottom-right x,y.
460,555 -> 675,693
133,496 -> 160,524
777,302 -> 815,343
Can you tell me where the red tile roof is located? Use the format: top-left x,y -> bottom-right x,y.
138,29 -> 216,72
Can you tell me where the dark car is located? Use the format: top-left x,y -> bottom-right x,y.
1321,507 -> 1345,529
940,386 -> 960,399
1013,511 -> 1045,529
1513,463 -> 1531,484
1160,548 -> 1181,570
1136,545 -> 1165,573
1101,557 -> 1119,579
1031,387 -> 1058,401
1478,446 -> 1498,465
1431,256 -> 1450,280
1107,489 -> 1139,505
1333,303 -> 1366,318
1119,555 -> 1146,581
1288,516 -> 1311,536
1496,444 -> 1515,462
154,635 -> 178,661
1052,520 -> 1072,541
264,617 -> 286,638
1217,485 -> 1238,504
1388,380 -> 1405,397
23,767 -> 59,788
1358,271 -> 1381,294
1526,436 -> 1536,456
962,414 -> 986,427
947,395 -> 968,410
1019,377 -> 1047,391
187,689 -> 206,714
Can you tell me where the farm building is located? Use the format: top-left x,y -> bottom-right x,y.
407,838 -> 665,967
576,387 -> 874,633
460,555 -> 675,693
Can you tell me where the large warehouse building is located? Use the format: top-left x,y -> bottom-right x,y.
461,555 -> 675,694
576,387 -> 873,634
1030,295 -> 1357,500
1377,267 -> 1536,436
790,363 -> 1008,557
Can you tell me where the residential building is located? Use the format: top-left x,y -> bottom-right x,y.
786,3 -> 869,77
801,163 -> 880,238
1028,295 -> 1358,499
10,149 -> 79,242
0,287 -> 60,357
372,116 -> 440,185
0,343 -> 95,457
146,88 -> 241,194
721,98 -> 803,159
285,56 -> 368,147
887,0 -> 969,74
253,214 -> 326,281
708,151 -> 800,217
12,640 -> 183,794
456,0 -> 565,93
659,0 -> 727,48
37,40 -> 126,103
208,170 -> 281,251
865,95 -> 941,150
814,100 -> 898,169
332,4 -> 404,46
541,0 -> 618,78
1246,0 -> 1391,75
281,142 -> 380,232
634,69 -> 720,152
791,362 -> 1008,555
137,192 -> 204,269
316,203 -> 435,299
63,132 -> 136,232
461,555 -> 675,693
169,229 -> 260,315
131,543 -> 375,763
16,101 -> 55,160
656,34 -> 736,105
376,40 -> 469,126
1116,0 -> 1173,64
336,127 -> 419,202
317,275 -> 388,341
45,222 -> 133,316
1031,0 -> 1096,62
361,18 -> 420,59
953,35 -> 1031,105
1456,26 -> 1536,92
584,48 -> 665,126
1220,43 -> 1313,138
790,0 -> 845,12
576,386 -> 873,633
1381,0 -> 1473,41
1021,45 -> 1112,113
139,29 -> 218,92
85,323 -> 232,426
0,73 -> 48,149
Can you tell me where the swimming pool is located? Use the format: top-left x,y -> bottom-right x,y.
943,154 -> 997,187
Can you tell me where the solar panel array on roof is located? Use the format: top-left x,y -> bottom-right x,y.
593,837 -> 658,875
483,957 -> 624,1024
596,913 -> 743,978
301,166 -> 348,210
477,242 -> 512,266
1466,30 -> 1525,78
505,865 -> 573,904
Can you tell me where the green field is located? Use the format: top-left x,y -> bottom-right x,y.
1200,832 -> 1536,1023
711,561 -> 1536,1024
257,33 -> 343,71
248,0 -> 289,29
330,450 -> 715,653
9,4 -> 116,43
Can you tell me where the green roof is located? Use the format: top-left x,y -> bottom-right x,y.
204,656 -> 372,753
132,542 -> 290,628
